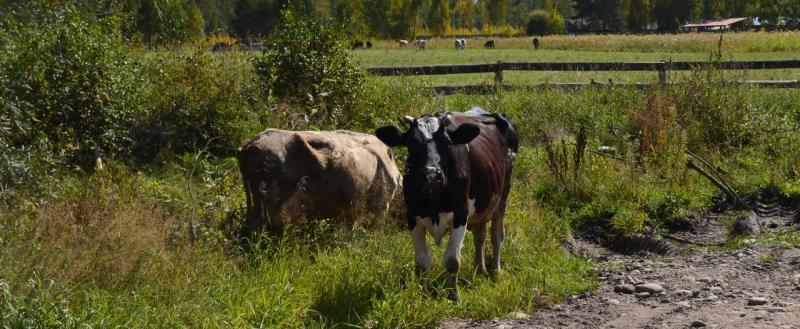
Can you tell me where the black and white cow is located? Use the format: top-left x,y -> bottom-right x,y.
375,107 -> 518,301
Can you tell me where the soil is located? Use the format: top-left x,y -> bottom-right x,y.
440,190 -> 800,329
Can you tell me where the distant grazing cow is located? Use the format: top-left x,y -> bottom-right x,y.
366,40 -> 373,49
414,39 -> 426,50
533,38 -> 540,50
211,42 -> 232,52
352,40 -> 364,50
484,40 -> 495,49
454,39 -> 466,50
375,107 -> 518,301
238,129 -> 401,237
399,39 -> 409,47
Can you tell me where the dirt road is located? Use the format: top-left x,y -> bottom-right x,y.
442,190 -> 800,329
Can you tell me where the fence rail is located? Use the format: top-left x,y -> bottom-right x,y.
367,60 -> 800,92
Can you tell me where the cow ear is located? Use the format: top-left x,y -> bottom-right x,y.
449,124 -> 480,145
375,126 -> 405,147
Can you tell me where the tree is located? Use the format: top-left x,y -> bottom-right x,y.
453,0 -> 474,29
526,9 -> 564,35
427,0 -> 449,34
576,0 -> 623,31
625,0 -> 652,31
485,0 -> 509,26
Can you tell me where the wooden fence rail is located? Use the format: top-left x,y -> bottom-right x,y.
367,60 -> 800,90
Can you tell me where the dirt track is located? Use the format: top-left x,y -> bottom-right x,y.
441,191 -> 800,329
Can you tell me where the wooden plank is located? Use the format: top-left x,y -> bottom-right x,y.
367,63 -> 499,75
429,80 -> 800,95
367,60 -> 800,76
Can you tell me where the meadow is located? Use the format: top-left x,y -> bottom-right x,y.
2,12 -> 800,328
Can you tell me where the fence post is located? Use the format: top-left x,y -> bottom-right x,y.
657,61 -> 668,84
494,61 -> 504,87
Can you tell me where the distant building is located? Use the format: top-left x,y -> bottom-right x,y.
681,18 -> 750,32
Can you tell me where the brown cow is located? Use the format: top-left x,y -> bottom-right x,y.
237,129 -> 401,237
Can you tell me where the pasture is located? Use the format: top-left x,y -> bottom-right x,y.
352,33 -> 800,85
3,28 -> 800,328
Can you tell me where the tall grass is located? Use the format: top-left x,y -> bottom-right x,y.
3,10 -> 800,326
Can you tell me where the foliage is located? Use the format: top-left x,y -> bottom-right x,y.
254,10 -> 365,129
127,0 -> 206,45
134,49 -> 267,161
526,9 -> 565,35
0,4 -> 141,172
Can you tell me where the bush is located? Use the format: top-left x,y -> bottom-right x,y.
0,4 -> 141,171
133,50 -> 267,161
526,10 -> 565,36
254,10 -> 365,129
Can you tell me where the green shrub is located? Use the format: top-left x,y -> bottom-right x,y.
526,10 -> 565,36
0,4 -> 141,171
134,50 -> 267,161
254,10 -> 365,130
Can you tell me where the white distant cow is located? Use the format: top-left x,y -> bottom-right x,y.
454,39 -> 466,50
414,39 -> 426,50
399,39 -> 409,47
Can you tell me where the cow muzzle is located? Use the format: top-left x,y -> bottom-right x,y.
422,166 -> 444,193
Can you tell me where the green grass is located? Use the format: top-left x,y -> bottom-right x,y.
4,30 -> 800,327
0,147 -> 596,328
352,42 -> 800,84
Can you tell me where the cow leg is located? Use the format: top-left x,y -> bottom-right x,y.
490,216 -> 505,272
411,222 -> 431,275
444,224 -> 467,302
471,223 -> 488,275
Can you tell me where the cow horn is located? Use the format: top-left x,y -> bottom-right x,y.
399,115 -> 415,126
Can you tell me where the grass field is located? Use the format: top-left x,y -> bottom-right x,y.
3,27 -> 800,328
353,33 -> 800,85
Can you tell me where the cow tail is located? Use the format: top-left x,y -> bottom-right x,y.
237,147 -> 253,212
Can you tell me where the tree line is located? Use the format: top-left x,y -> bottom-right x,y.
2,0 -> 798,45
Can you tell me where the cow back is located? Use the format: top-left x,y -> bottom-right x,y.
445,112 -> 518,219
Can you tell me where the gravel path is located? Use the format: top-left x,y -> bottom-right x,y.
441,243 -> 800,329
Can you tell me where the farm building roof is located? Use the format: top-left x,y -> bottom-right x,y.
681,18 -> 748,29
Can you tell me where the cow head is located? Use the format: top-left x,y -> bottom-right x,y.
376,114 -> 480,198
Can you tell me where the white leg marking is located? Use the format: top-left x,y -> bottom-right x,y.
411,222 -> 431,271
444,225 -> 467,271
418,214 -> 453,246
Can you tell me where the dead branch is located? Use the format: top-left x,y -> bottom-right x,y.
686,159 -> 746,210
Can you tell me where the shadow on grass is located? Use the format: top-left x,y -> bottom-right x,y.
311,271 -> 383,327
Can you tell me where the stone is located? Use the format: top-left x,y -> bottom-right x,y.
675,301 -> 691,308
792,273 -> 800,285
509,312 -> 529,319
614,284 -> 636,294
747,297 -> 768,306
690,320 -> 707,327
675,289 -> 693,296
766,307 -> 787,313
606,298 -> 620,306
698,277 -> 713,283
635,283 -> 664,294
636,292 -> 651,298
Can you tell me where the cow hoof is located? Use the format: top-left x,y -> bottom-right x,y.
447,289 -> 461,302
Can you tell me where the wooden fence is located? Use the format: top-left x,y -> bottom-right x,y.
366,60 -> 800,94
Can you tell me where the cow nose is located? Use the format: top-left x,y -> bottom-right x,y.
425,167 -> 442,181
